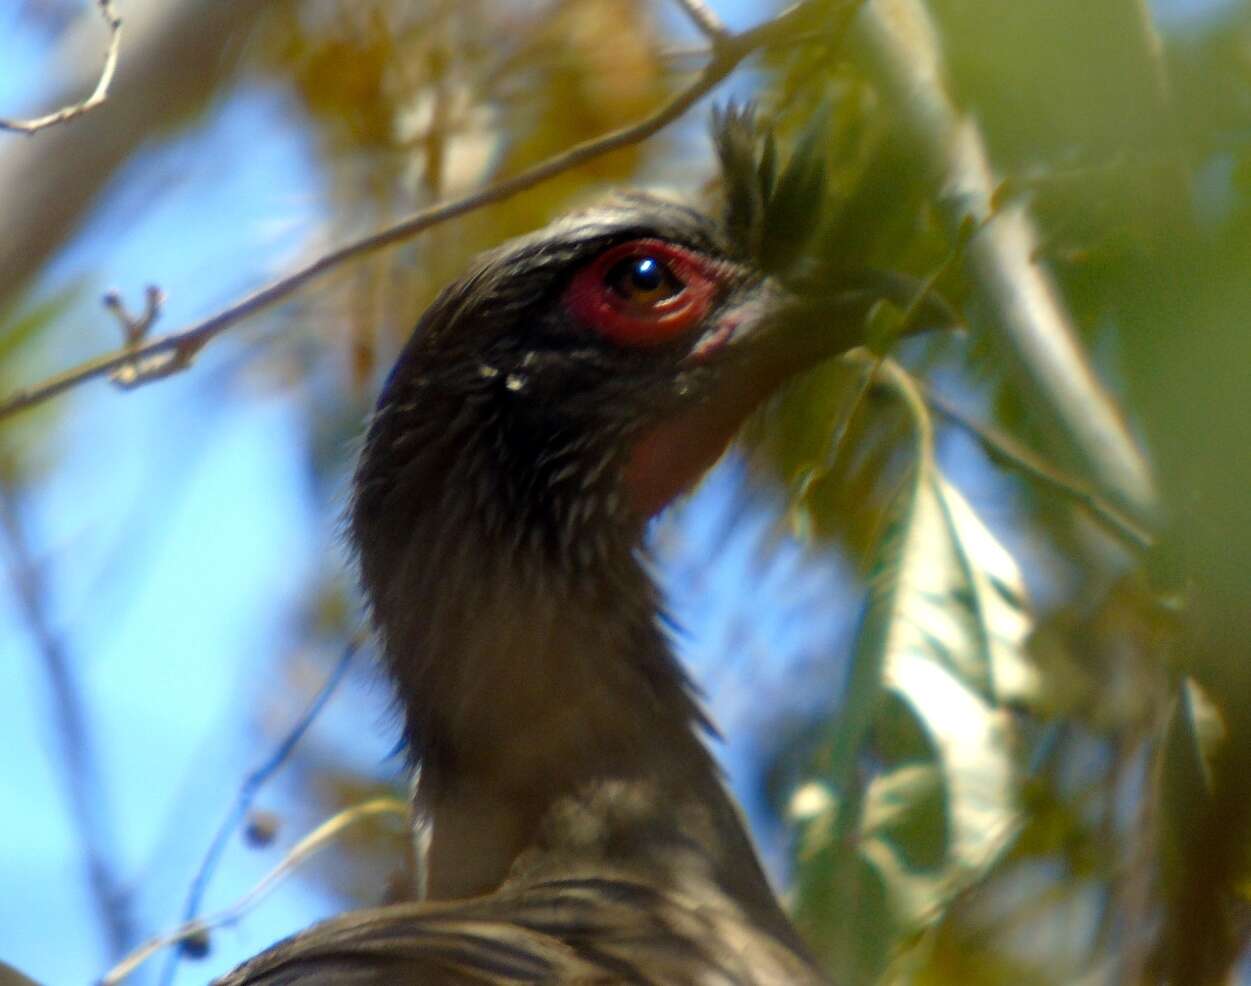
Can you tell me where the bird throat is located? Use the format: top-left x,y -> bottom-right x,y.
368,481 -> 720,901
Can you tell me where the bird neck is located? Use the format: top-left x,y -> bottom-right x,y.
372,506 -> 706,883
359,486 -> 801,941
383,537 -> 803,954
352,386 -> 804,952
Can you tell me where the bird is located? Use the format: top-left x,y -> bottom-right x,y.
217,108 -> 944,986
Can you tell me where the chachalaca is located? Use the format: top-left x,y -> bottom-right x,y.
217,108 -> 944,986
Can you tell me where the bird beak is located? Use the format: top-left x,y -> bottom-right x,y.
625,268 -> 957,518
789,267 -> 961,343
693,265 -> 958,391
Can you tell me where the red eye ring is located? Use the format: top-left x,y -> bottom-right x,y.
564,238 -> 721,347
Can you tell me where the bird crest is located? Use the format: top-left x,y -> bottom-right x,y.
710,102 -> 828,276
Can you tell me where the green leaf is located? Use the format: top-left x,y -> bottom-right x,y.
0,283 -> 86,484
794,361 -> 1034,983
0,283 -> 82,370
1158,677 -> 1225,894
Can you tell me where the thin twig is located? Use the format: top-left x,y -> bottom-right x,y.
657,42 -> 717,62
103,285 -> 164,347
0,482 -> 135,958
104,797 -> 407,986
916,378 -> 1155,553
0,2 -> 821,424
0,0 -> 123,136
672,0 -> 729,42
835,348 -> 1154,552
157,639 -> 361,986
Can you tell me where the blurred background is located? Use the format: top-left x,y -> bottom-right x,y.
1,0 -> 1249,983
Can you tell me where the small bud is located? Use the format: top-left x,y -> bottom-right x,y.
180,927 -> 211,960
244,810 -> 280,848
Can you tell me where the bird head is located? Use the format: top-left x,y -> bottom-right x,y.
352,107 -> 939,584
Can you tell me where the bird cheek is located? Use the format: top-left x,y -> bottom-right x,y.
620,412 -> 735,515
622,388 -> 749,518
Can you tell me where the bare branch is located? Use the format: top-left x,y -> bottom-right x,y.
0,1 -> 821,423
158,639 -> 360,986
0,2 -> 269,308
102,797 -> 408,986
671,0 -> 729,42
0,483 -> 135,958
0,0 -> 123,136
103,285 -> 164,346
99,286 -> 200,389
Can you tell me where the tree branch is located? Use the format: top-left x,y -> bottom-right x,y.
0,0 -> 123,136
0,1 -> 821,423
0,0 -> 269,310
672,0 -> 729,42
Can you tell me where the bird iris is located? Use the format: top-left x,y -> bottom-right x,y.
607,255 -> 682,306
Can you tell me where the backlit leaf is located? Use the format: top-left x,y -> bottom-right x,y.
795,361 -> 1034,983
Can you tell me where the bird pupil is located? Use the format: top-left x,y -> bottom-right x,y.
630,257 -> 664,293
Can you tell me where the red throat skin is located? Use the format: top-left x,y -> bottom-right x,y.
623,365 -> 776,518
622,329 -> 817,518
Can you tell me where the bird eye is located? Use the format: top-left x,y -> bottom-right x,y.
605,255 -> 683,308
565,238 -> 721,347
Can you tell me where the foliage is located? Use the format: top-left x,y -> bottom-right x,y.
792,360 -> 1034,983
